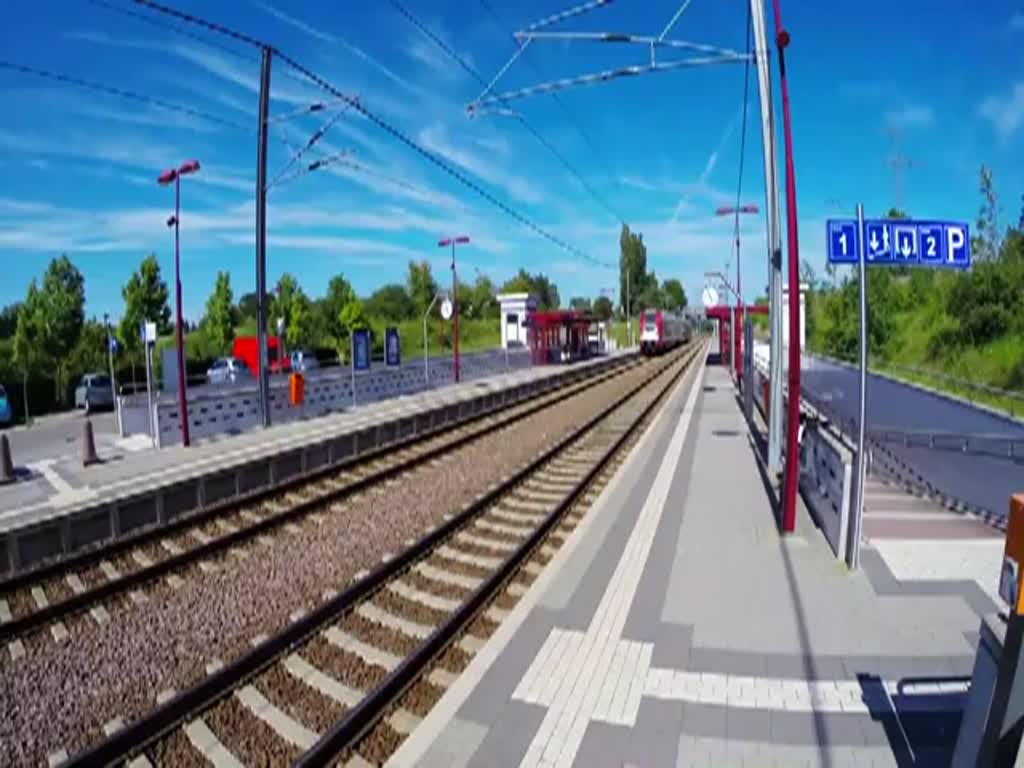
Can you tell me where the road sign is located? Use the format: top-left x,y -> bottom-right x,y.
140,321 -> 157,345
352,329 -> 370,372
864,221 -> 893,262
385,327 -> 400,367
440,298 -> 453,320
701,285 -> 719,308
826,220 -> 859,264
827,219 -> 970,269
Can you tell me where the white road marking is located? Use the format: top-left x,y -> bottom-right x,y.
26,459 -> 97,507
512,361 -> 705,768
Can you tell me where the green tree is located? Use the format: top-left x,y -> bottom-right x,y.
337,298 -> 370,361
468,274 -> 499,319
407,260 -> 440,315
364,283 -> 415,321
318,274 -> 358,345
592,295 -> 614,321
286,292 -> 315,349
619,224 -> 648,314
12,282 -> 43,423
568,297 -> 592,312
270,274 -> 302,334
119,254 -> 172,385
38,255 -> 86,404
68,318 -> 108,383
203,271 -> 235,355
662,279 -> 687,311
499,269 -> 559,310
0,303 -> 20,339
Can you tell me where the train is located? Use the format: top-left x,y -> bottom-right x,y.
639,309 -> 693,355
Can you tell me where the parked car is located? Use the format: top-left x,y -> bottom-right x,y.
0,384 -> 11,426
289,350 -> 320,372
206,357 -> 253,385
74,373 -> 115,414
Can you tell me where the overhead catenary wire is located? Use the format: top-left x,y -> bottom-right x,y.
267,104 -> 354,191
387,0 -> 626,226
0,59 -> 250,132
733,5 -> 753,242
130,0 -> 613,269
476,0 -> 631,221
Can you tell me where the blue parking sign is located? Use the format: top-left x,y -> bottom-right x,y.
827,217 -> 970,270
385,327 -> 400,367
826,220 -> 858,264
892,224 -> 918,263
352,329 -> 370,372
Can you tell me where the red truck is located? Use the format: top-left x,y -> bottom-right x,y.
232,336 -> 290,377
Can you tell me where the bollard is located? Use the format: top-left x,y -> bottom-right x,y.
0,434 -> 14,484
82,419 -> 101,467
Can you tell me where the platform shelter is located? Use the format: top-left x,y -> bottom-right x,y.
527,310 -> 595,365
705,304 -> 767,370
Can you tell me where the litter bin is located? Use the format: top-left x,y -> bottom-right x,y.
289,372 -> 305,406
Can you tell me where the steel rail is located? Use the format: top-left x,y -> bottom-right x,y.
296,342 -> 703,766
0,356 -> 640,644
62,344 -> 697,768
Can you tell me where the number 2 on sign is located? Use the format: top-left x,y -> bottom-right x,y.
925,235 -> 936,258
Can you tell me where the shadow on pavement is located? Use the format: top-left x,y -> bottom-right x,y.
858,674 -> 967,766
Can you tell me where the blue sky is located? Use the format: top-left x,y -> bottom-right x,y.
1,0 -> 1022,322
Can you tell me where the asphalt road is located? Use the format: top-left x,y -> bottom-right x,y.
2,408 -> 119,466
801,354 -> 1024,518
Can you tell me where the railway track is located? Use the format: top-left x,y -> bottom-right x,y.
63,340 -> 703,768
0,356 -> 644,655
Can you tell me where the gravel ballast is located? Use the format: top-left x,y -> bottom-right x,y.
0,359 -> 656,765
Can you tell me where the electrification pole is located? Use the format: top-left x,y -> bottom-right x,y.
749,0 -> 785,475
255,45 -> 272,427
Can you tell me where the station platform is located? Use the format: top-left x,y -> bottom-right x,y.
391,356 -> 992,767
0,353 -> 632,571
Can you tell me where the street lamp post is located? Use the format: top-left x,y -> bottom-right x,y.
716,203 -> 759,379
158,159 -> 200,448
438,235 -> 470,383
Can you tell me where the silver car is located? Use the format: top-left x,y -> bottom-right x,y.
290,350 -> 320,372
75,373 -> 115,414
206,357 -> 252,385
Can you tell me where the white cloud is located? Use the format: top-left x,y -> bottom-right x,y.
619,176 -> 658,192
249,0 -> 334,43
980,82 -> 1024,139
669,106 -> 743,225
885,104 -> 934,128
419,124 -> 544,205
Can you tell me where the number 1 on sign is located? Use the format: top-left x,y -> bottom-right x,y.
839,232 -> 848,255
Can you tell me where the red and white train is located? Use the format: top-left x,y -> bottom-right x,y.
640,309 -> 692,355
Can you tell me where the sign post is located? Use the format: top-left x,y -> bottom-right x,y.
827,212 -> 971,568
385,327 -> 401,367
141,321 -> 157,448
351,328 -> 370,407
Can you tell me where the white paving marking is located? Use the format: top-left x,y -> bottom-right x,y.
358,602 -> 434,639
235,685 -> 319,749
388,580 -> 460,613
99,560 -> 121,580
415,562 -> 480,591
28,459 -> 97,507
512,360 -> 705,768
435,544 -> 500,570
184,718 -> 245,768
284,653 -> 362,707
324,627 -> 402,671
871,538 -> 1004,607
0,598 -> 11,623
